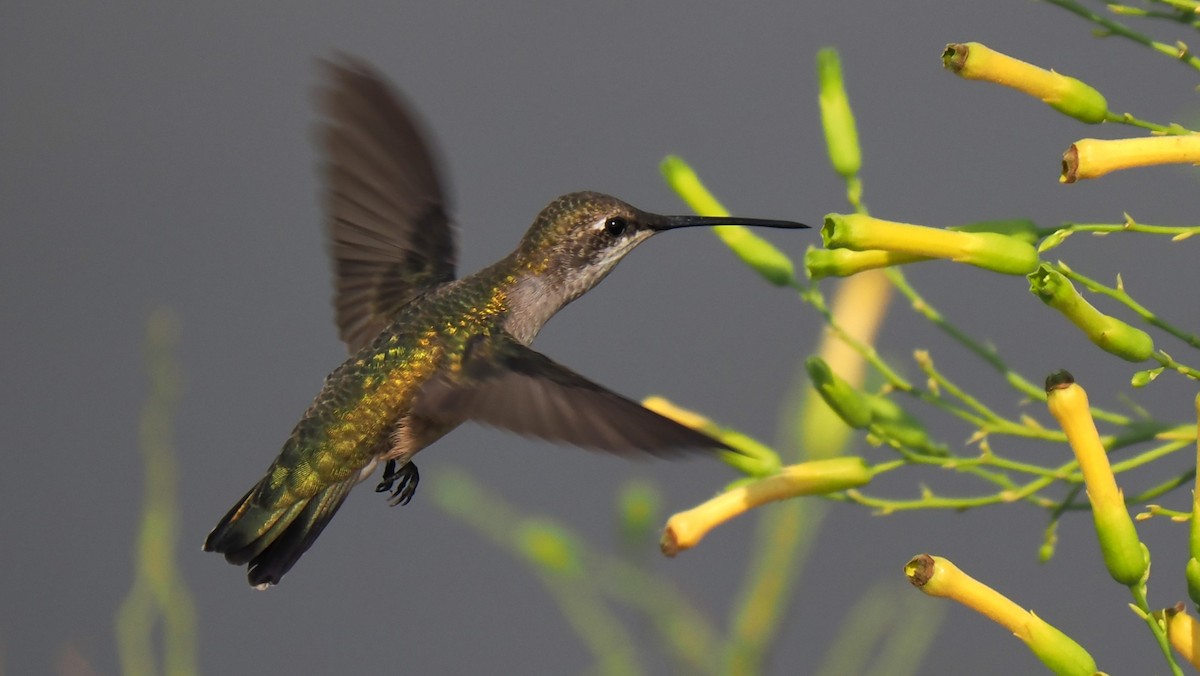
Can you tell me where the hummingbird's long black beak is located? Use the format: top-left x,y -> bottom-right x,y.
650,214 -> 809,231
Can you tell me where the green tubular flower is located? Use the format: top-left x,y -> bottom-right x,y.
805,359 -> 948,456
1188,559 -> 1200,610
822,213 -> 1039,275
660,155 -> 797,286
817,47 -> 861,178
518,519 -> 582,576
617,480 -> 661,545
805,356 -> 872,428
1046,371 -> 1147,586
712,225 -> 797,286
1028,265 -> 1154,362
867,395 -> 949,457
942,42 -> 1109,124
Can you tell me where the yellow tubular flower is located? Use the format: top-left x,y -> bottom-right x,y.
1045,371 -> 1147,586
1165,604 -> 1200,670
822,213 -> 1039,275
942,42 -> 1109,124
643,396 -> 780,476
955,218 -> 1041,244
805,245 -> 923,279
642,396 -> 713,431
906,554 -> 1098,675
661,457 -> 871,556
805,220 -> 1039,279
1062,135 -> 1200,183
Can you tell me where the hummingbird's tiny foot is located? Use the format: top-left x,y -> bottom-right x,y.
384,461 -> 419,507
375,459 -> 400,493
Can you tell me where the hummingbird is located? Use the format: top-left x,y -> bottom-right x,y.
203,56 -> 807,588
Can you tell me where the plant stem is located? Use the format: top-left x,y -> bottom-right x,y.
1041,0 -> 1200,73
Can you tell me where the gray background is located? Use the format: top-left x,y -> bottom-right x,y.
4,2 -> 1199,674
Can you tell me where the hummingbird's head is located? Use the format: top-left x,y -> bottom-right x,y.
516,192 -> 655,285
501,191 -> 806,344
516,191 -> 807,294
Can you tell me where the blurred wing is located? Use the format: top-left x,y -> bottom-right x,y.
413,334 -> 730,456
320,56 -> 456,353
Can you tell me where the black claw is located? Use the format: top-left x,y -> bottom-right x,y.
375,459 -> 399,493
376,460 -> 419,506
390,462 -> 419,506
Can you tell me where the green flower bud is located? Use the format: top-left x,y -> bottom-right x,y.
712,225 -> 797,286
823,213 -> 1039,275
1038,229 -> 1073,253
816,47 -> 862,178
868,395 -> 949,457
660,154 -> 725,216
517,519 -> 581,576
1028,264 -> 1155,362
1187,558 -> 1200,609
1039,520 -> 1059,563
943,42 -> 1109,124
718,430 -> 782,476
805,356 -> 873,427
660,155 -> 796,286
1130,367 -> 1163,388
616,479 -> 661,544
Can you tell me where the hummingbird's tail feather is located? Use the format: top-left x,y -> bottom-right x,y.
204,476 -> 355,588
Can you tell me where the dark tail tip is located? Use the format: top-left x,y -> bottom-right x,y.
204,478 -> 354,587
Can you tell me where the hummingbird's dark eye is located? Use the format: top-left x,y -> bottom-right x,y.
604,217 -> 628,237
